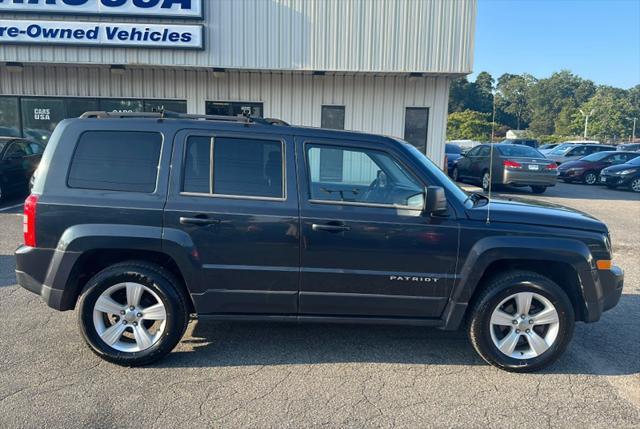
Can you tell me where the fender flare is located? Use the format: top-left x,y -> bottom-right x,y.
441,235 -> 597,330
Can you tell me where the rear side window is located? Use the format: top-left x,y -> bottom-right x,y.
182,136 -> 284,199
68,131 -> 162,193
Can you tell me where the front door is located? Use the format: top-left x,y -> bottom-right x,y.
164,130 -> 300,315
296,139 -> 459,319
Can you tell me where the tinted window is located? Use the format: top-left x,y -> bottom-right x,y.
183,136 -> 211,194
321,106 -> 346,130
213,137 -> 283,198
3,141 -> 28,159
144,100 -> 187,114
404,107 -> 429,153
446,144 -> 462,154
497,145 -> 543,157
66,99 -> 100,118
21,98 -> 67,144
68,132 -> 162,192
477,146 -> 490,156
0,97 -> 21,137
307,145 -> 424,208
582,151 -> 613,162
99,99 -> 144,113
206,102 -> 263,118
628,157 -> 640,166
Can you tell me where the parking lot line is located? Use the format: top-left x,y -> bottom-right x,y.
0,203 -> 24,213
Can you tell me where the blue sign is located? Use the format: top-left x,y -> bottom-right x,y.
0,0 -> 203,19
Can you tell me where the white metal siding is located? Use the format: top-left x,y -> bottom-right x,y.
0,0 -> 476,74
0,64 -> 450,165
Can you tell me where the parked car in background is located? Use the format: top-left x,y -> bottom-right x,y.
546,143 -> 615,165
557,151 -> 640,185
0,137 -> 45,201
617,143 -> 640,152
538,143 -> 561,154
445,143 -> 463,176
599,156 -> 640,192
447,139 -> 481,153
541,142 -> 578,156
453,144 -> 557,193
499,138 -> 539,148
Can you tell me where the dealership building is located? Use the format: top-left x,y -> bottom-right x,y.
0,0 -> 475,166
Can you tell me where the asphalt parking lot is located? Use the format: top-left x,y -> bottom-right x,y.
0,183 -> 638,428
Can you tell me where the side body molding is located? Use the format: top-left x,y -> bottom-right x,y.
441,235 -> 596,330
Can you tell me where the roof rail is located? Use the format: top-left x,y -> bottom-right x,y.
78,110 -> 289,126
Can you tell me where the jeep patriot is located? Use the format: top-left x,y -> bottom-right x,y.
15,111 -> 624,372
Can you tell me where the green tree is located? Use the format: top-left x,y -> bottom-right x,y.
572,87 -> 639,141
447,110 -> 494,141
495,73 -> 535,129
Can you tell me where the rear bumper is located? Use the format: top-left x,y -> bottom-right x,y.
502,169 -> 557,187
15,245 -> 80,311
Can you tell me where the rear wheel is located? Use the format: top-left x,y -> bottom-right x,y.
583,171 -> 598,185
482,171 -> 491,192
77,261 -> 189,366
631,177 -> 640,193
530,185 -> 547,194
452,166 -> 460,182
468,271 -> 575,372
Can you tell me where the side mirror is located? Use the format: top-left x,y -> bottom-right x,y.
423,186 -> 448,217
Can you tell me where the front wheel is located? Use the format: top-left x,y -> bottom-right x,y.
530,185 -> 547,194
467,271 -> 575,372
630,177 -> 640,193
583,171 -> 598,185
482,171 -> 491,192
77,261 -> 189,366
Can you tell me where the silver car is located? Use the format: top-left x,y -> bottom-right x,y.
546,144 -> 615,165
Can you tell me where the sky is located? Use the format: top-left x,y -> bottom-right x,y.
471,0 -> 640,89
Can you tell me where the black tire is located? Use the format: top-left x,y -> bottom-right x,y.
630,177 -> 640,193
452,166 -> 460,182
583,171 -> 598,185
530,185 -> 547,194
467,270 -> 575,372
77,261 -> 189,366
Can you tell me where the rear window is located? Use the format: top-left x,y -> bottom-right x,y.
182,136 -> 284,199
446,144 -> 462,154
68,131 -> 162,192
496,145 -> 542,158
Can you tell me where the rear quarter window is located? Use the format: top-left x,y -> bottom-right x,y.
67,131 -> 162,193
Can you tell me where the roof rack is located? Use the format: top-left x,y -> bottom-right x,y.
79,110 -> 289,126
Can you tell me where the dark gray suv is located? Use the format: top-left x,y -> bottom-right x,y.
15,112 -> 623,372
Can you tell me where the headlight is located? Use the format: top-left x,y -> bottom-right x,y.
617,169 -> 638,175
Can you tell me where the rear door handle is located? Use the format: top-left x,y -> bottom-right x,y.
180,216 -> 221,226
312,223 -> 351,232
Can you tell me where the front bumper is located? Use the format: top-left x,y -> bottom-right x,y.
557,169 -> 585,180
582,265 -> 624,322
502,169 -> 557,187
599,173 -> 634,187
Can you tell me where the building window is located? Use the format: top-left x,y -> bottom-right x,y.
144,100 -> 187,114
21,98 -> 67,144
68,131 -> 162,193
0,97 -> 21,137
99,99 -> 144,113
404,107 -> 429,153
206,101 -> 263,118
321,105 -> 345,130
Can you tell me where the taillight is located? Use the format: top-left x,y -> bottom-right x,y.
545,163 -> 558,170
23,194 -> 39,247
503,160 -> 522,169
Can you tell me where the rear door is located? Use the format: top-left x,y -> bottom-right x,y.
164,129 -> 300,315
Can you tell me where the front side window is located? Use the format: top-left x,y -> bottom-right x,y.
306,144 -> 424,208
68,131 -> 162,193
182,136 -> 284,199
3,141 -> 28,160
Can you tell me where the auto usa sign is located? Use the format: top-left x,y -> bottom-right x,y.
0,19 -> 204,49
0,0 -> 203,18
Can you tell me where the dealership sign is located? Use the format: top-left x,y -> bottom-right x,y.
0,20 -> 204,49
0,0 -> 203,18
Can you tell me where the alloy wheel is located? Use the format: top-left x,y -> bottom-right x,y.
489,292 -> 560,360
482,172 -> 490,191
584,172 -> 597,185
93,282 -> 167,352
632,178 -> 640,193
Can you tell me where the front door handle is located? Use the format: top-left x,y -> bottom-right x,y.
312,223 -> 351,233
180,216 -> 221,226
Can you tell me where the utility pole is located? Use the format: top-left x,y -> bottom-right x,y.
491,90 -> 497,143
580,109 -> 595,139
627,117 -> 637,142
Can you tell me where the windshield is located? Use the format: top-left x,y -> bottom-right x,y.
581,151 -> 612,162
445,144 -> 462,154
496,145 -> 543,158
627,157 -> 640,166
402,142 -> 470,205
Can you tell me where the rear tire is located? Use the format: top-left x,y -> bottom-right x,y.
583,171 -> 598,185
482,171 -> 491,192
452,166 -> 460,182
631,177 -> 640,193
77,261 -> 189,366
467,271 -> 575,372
530,185 -> 547,194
